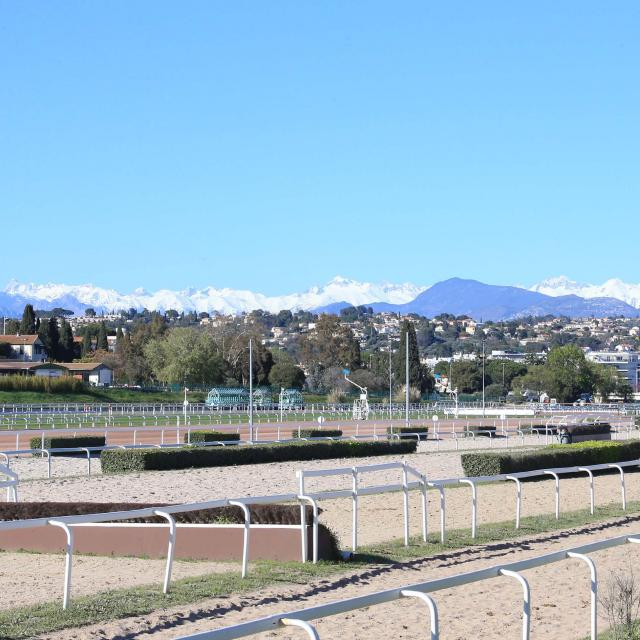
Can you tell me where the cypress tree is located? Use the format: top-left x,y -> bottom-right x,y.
393,320 -> 433,394
19,304 -> 37,334
58,319 -> 74,361
81,332 -> 92,357
97,322 -> 109,351
48,318 -> 60,360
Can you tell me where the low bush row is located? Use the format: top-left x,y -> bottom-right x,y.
184,431 -> 241,444
29,435 -> 106,456
101,439 -> 417,474
461,440 -> 640,477
292,429 -> 343,438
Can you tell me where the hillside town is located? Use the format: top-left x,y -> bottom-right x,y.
1,304 -> 638,401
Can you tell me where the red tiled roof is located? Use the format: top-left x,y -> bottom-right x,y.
0,335 -> 41,346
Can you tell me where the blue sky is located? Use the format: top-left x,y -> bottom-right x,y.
1,2 -> 638,294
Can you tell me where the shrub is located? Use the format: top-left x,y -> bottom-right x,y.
101,440 -> 417,474
184,431 -> 240,444
387,426 -> 429,440
461,440 -> 640,477
0,374 -> 86,394
30,435 -> 106,456
292,429 -> 343,439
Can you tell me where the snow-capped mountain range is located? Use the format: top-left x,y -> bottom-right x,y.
1,277 -> 427,316
1,275 -> 639,318
529,276 -> 640,309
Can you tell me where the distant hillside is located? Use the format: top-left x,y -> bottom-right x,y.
371,278 -> 640,320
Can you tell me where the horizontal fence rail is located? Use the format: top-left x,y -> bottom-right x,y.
2,451 -> 640,610
176,533 -> 640,640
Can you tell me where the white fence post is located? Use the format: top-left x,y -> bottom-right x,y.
49,520 -> 74,609
400,590 -> 439,639
566,551 -> 597,640
499,569 -> 530,640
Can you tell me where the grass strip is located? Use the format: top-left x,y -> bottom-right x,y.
2,501 -> 640,638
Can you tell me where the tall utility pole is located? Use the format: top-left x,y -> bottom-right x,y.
388,340 -> 392,423
248,337 -> 253,442
405,336 -> 410,428
482,340 -> 486,417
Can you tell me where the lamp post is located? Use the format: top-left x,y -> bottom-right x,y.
279,386 -> 284,423
388,339 -> 393,424
248,337 -> 253,442
183,373 -> 189,425
405,335 -> 410,428
482,340 -> 486,417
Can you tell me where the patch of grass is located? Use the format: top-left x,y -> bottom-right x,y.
2,499 -> 640,638
0,561 -> 337,639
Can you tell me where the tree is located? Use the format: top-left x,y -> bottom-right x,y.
19,304 -> 37,334
545,344 -> 595,403
144,328 -> 225,385
485,360 -> 528,390
81,332 -> 93,357
298,315 -> 361,370
85,308 -> 96,318
393,320 -> 434,394
57,319 -> 74,361
96,322 -> 109,351
231,339 -> 274,385
47,316 -> 60,360
449,360 -> 483,394
268,362 -> 306,389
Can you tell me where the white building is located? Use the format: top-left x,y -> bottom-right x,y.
0,335 -> 47,362
585,351 -> 639,391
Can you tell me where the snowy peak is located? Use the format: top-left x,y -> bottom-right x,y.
1,277 -> 427,316
530,277 -> 640,308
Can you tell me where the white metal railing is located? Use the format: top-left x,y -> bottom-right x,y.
0,463 -> 18,502
3,453 -> 640,611
297,462 -> 428,561
176,532 -> 640,640
296,457 -> 640,559
0,491 -> 311,609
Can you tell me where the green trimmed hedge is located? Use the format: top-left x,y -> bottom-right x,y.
292,429 -> 343,439
565,422 -> 611,436
101,439 -> 417,474
387,426 -> 429,440
30,435 -> 106,456
461,440 -> 640,477
184,431 -> 241,444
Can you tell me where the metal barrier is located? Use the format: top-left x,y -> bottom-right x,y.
0,492 -> 310,609
297,462 -> 428,560
296,457 -> 640,555
176,533 -> 640,640
0,463 -> 18,502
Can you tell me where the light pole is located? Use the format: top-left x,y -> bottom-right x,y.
388,339 -> 392,424
248,337 -> 253,442
279,386 -> 284,423
482,340 -> 486,417
405,335 -> 410,428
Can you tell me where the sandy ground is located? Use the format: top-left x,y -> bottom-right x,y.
38,517 -> 640,640
1,448 -> 639,638
2,553 -> 239,610
2,432 -> 600,481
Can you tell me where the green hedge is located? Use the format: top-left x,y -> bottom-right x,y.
461,440 -> 640,477
387,426 -> 429,440
30,435 -> 106,456
567,422 -> 611,435
101,439 -> 417,474
184,431 -> 241,444
292,429 -> 343,438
